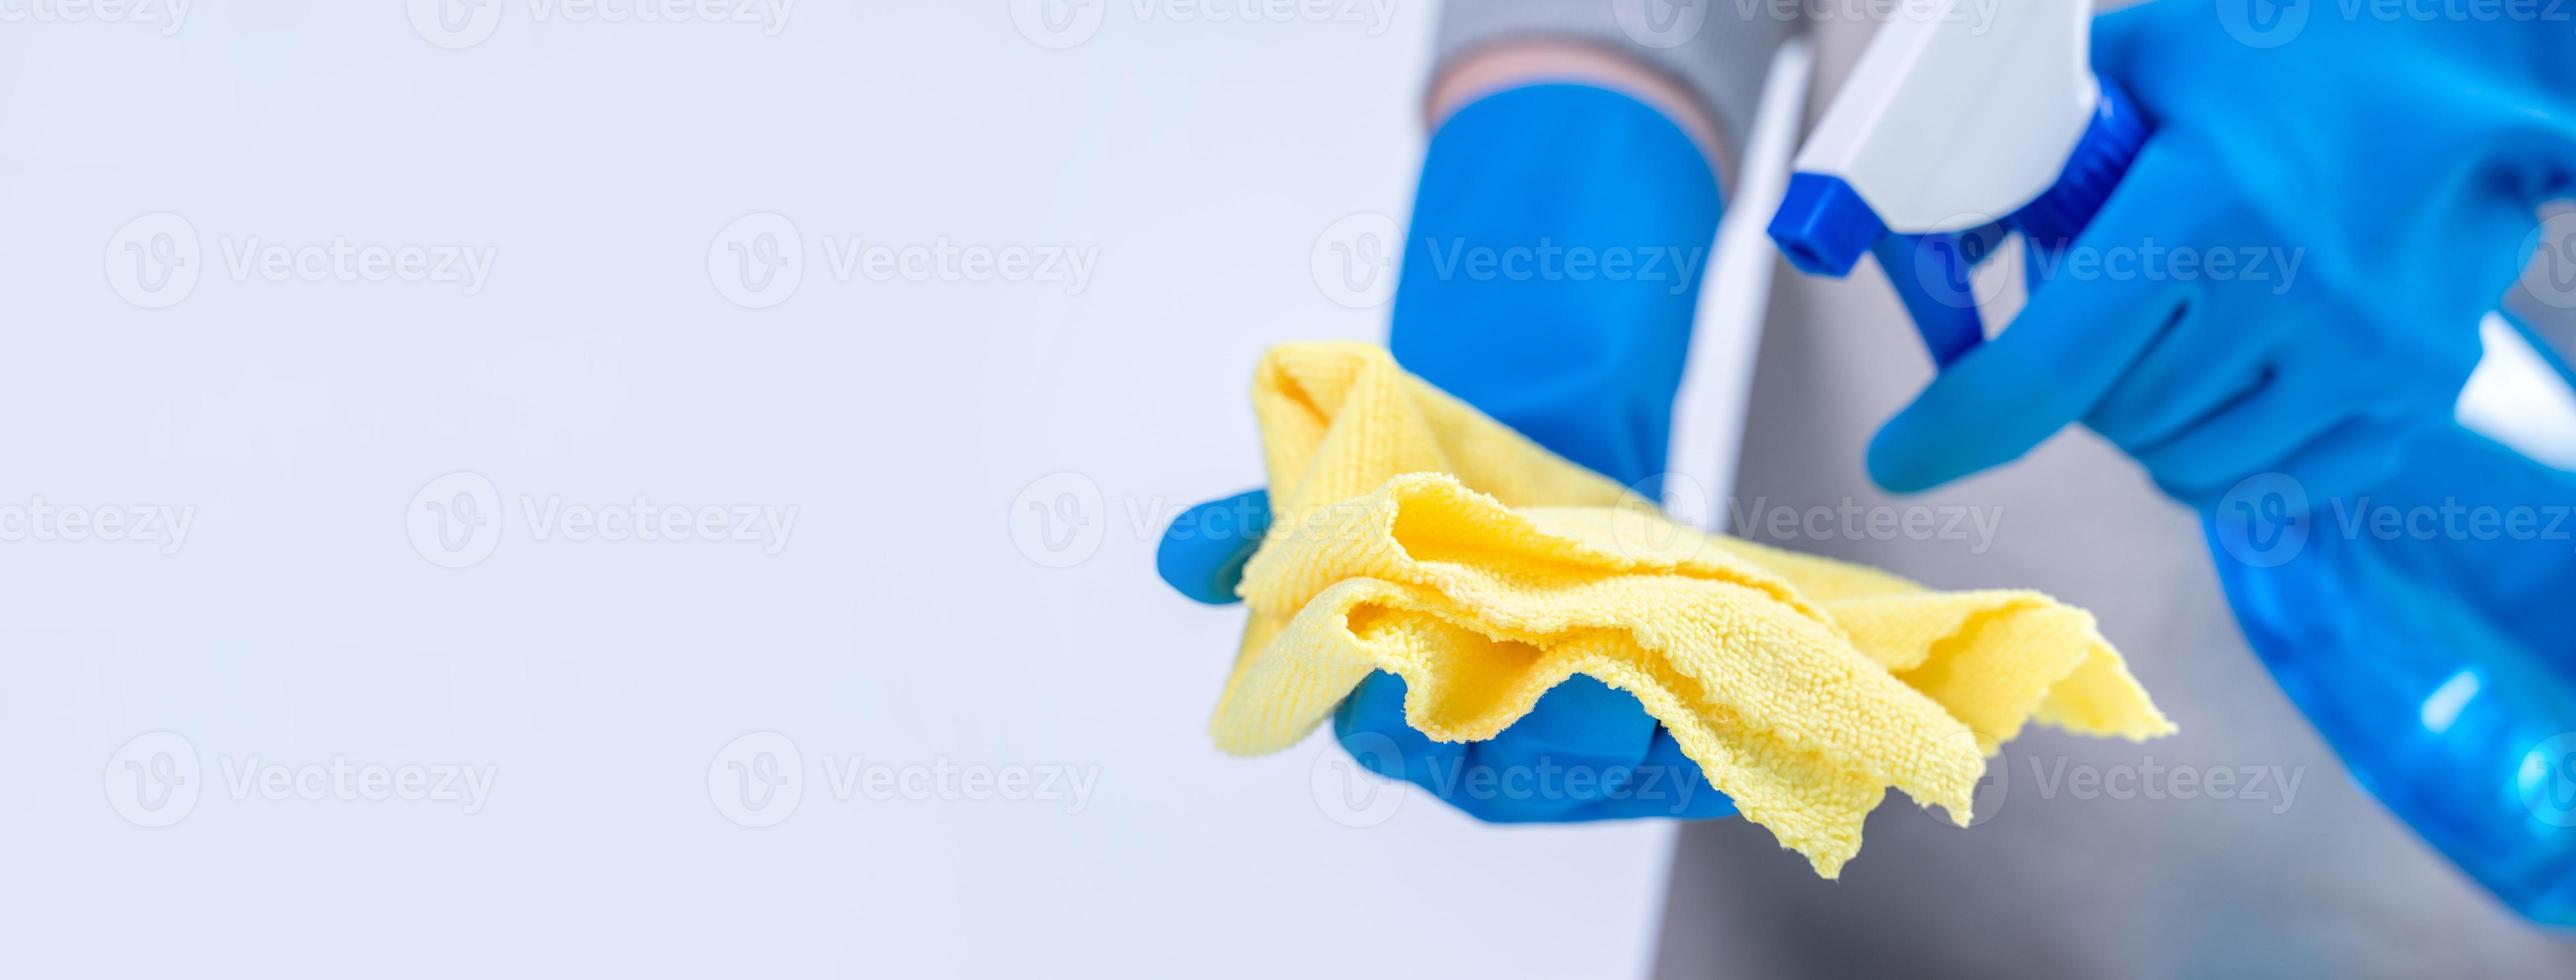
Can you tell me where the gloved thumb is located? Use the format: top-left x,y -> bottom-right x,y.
1155,488 -> 1271,605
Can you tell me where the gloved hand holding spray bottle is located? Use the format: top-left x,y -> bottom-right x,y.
1769,0 -> 2576,925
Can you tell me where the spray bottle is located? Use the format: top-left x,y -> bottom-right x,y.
1766,0 -> 2576,925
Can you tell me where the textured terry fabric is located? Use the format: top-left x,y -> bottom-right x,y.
1207,341 -> 2173,876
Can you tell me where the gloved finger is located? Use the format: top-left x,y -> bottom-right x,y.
2083,310 -> 2279,453
1334,672 -> 1677,823
2132,363 -> 2431,508
2418,114 -> 2576,310
2134,351 -> 2429,504
2266,415 -> 2435,509
1453,676 -> 1660,821
1154,488 -> 1270,605
1868,143 -> 2211,494
1555,726 -> 1736,821
2130,377 -> 2343,506
1332,671 -> 1470,796
2463,95 -> 2576,219
2084,0 -> 2178,88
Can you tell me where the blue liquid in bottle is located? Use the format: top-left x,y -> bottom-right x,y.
2207,432 -> 2576,926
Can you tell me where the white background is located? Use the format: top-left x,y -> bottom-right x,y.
0,4 -> 1689,977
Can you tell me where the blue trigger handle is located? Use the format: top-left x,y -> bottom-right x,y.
1770,81 -> 2152,368
1873,227 -> 2008,369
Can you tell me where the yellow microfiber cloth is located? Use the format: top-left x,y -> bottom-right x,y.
1210,341 -> 2175,876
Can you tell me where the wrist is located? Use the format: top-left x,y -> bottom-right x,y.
1389,82 -> 1723,489
1427,40 -> 1729,189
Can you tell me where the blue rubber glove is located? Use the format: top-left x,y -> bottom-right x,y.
2209,410 -> 2576,924
1156,83 -> 1737,821
1869,0 -> 2576,507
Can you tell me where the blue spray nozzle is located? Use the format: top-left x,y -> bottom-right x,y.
1771,84 -> 2150,368
1769,172 -> 1887,278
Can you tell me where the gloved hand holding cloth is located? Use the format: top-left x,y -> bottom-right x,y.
1202,340 -> 2173,875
